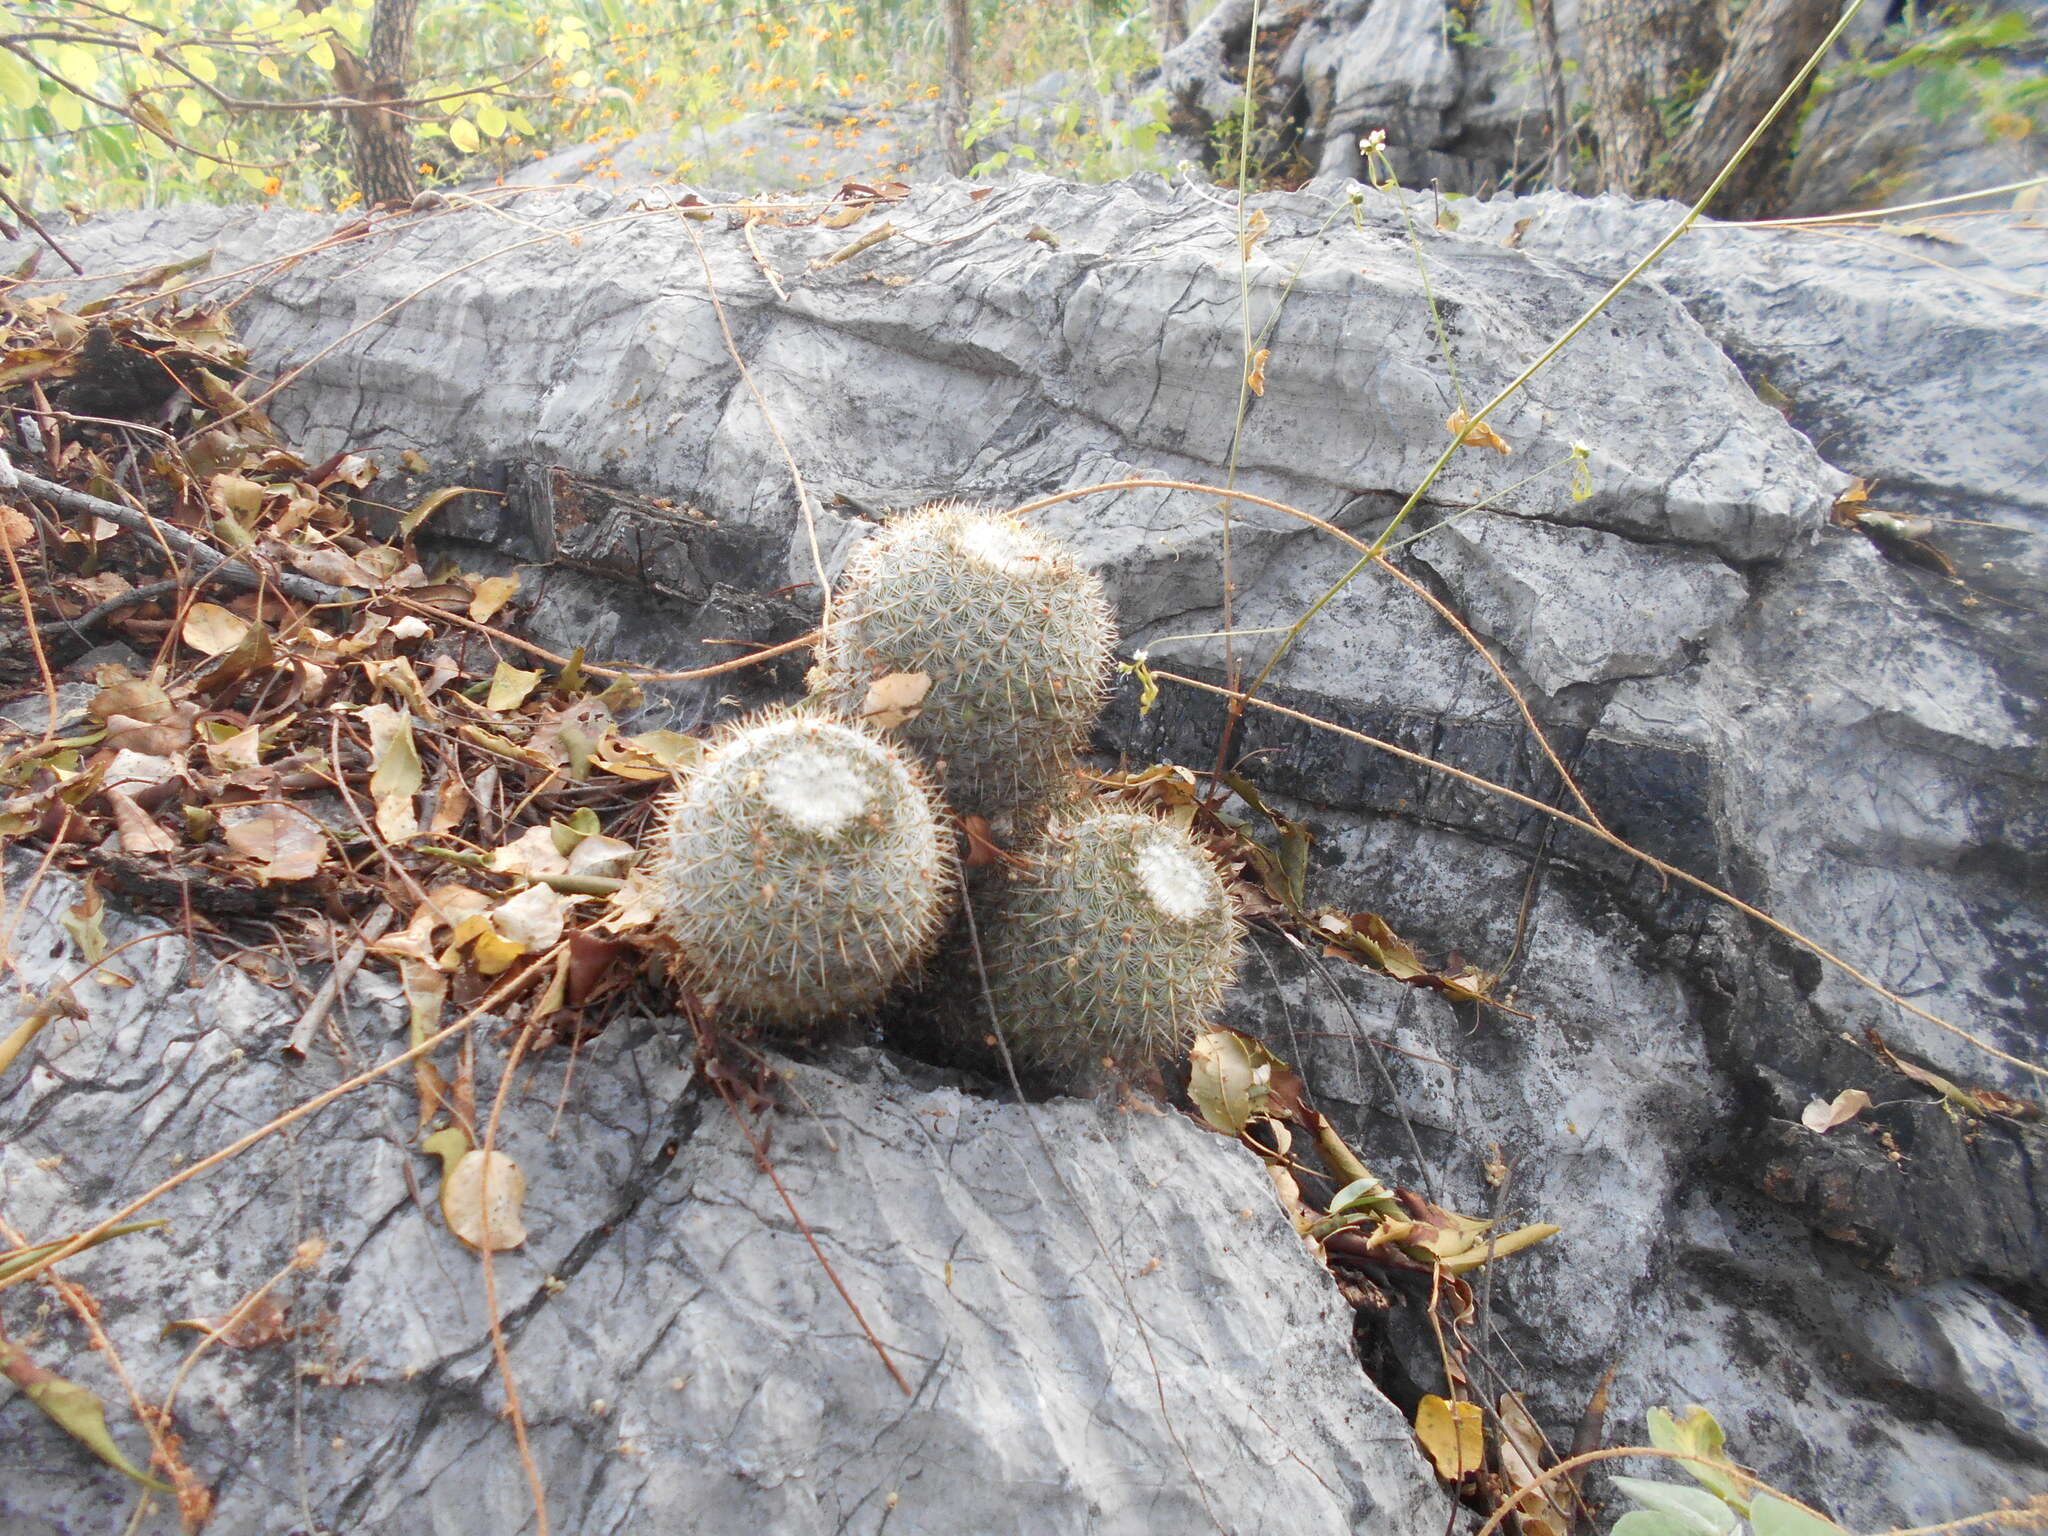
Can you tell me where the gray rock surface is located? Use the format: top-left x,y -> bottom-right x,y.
9,172 -> 2047,1530
0,859 -> 1442,1536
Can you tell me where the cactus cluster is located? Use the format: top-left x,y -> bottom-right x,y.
650,709 -> 953,1024
812,502 -> 1114,822
647,501 -> 1243,1083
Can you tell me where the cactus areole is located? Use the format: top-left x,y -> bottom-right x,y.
815,503 -> 1115,819
651,710 -> 955,1024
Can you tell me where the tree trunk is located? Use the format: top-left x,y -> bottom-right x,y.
938,0 -> 972,178
331,0 -> 421,206
1663,0 -> 1841,218
1529,0 -> 1572,189
1152,0 -> 1190,53
1579,0 -> 1724,193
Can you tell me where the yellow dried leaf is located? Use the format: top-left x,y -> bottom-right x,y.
621,730 -> 701,772
1446,408 -> 1511,456
1415,1394 -> 1485,1482
181,602 -> 250,657
1246,347 -> 1269,397
0,1333 -> 172,1495
362,703 -> 422,843
861,670 -> 930,730
470,924 -> 527,976
468,573 -> 520,623
440,1147 -> 526,1251
486,661 -> 543,712
1188,1028 -> 1281,1137
206,473 -> 267,518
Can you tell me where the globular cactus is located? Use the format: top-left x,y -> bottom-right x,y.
650,707 -> 955,1025
813,502 -> 1115,821
967,805 -> 1243,1077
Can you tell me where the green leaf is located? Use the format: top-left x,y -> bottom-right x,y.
1648,1405 -> 1749,1513
0,1335 -> 172,1494
1751,1493 -> 1844,1536
0,1221 -> 167,1284
1612,1476 -> 1741,1536
0,50 -> 39,110
1328,1174 -> 1402,1218
53,44 -> 99,90
49,89 -> 86,132
448,115 -> 480,154
1613,1515 -> 1712,1536
307,36 -> 336,72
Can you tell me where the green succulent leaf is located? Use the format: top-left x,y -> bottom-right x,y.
1613,1476 -> 1741,1536
1751,1493 -> 1845,1536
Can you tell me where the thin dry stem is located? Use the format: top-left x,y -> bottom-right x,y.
1,525 -> 60,743
0,954 -> 556,1297
477,1009 -> 551,1536
1886,1497 -> 2048,1536
1003,477 -> 1606,839
694,1023 -> 912,1397
678,216 -> 830,634
1148,667 -> 2045,1082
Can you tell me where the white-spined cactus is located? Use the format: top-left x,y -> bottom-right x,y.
650,708 -> 954,1024
969,805 -> 1243,1076
813,502 -> 1114,821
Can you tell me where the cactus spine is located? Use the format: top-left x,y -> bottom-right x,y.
970,806 -> 1242,1076
650,708 -> 954,1024
814,502 -> 1114,820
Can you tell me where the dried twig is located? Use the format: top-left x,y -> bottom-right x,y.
282,905 -> 397,1059
14,471 -> 353,608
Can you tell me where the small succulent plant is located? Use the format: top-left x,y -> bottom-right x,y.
966,805 -> 1243,1077
812,502 -> 1114,821
649,707 -> 954,1024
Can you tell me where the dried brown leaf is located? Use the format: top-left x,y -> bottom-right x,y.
218,802 -> 328,883
1800,1087 -> 1873,1134
0,504 -> 33,551
105,787 -> 176,855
